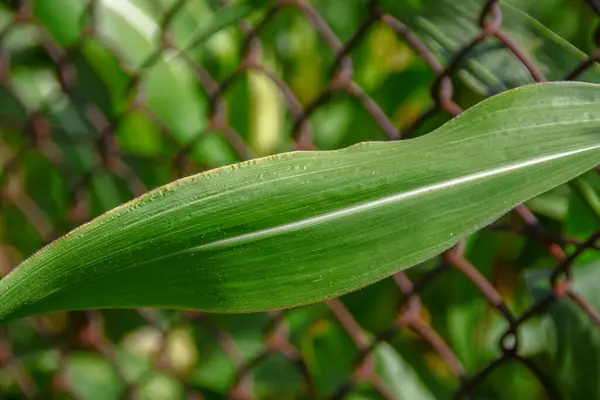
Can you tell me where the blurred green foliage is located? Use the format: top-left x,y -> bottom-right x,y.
1,0 -> 600,399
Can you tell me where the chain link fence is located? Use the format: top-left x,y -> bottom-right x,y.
1,0 -> 600,399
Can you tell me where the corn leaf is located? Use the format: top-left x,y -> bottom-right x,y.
1,82 -> 600,322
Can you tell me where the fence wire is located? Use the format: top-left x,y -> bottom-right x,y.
1,0 -> 600,399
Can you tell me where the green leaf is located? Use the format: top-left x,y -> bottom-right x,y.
33,0 -> 264,164
147,0 -> 272,67
525,262 -> 600,398
137,371 -> 185,400
64,352 -> 125,400
1,82 -> 600,322
301,315 -> 357,395
375,342 -> 436,400
381,0 -> 600,96
93,0 -> 268,69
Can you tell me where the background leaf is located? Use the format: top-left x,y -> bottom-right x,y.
526,262 -> 600,398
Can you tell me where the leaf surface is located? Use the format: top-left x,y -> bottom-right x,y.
526,261 -> 600,398
1,82 -> 600,322
381,0 -> 600,97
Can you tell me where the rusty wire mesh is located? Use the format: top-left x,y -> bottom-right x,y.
1,0 -> 600,399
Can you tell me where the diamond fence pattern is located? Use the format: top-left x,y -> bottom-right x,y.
1,0 -> 600,399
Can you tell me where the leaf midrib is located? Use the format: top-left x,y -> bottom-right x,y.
182,144 -> 600,252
